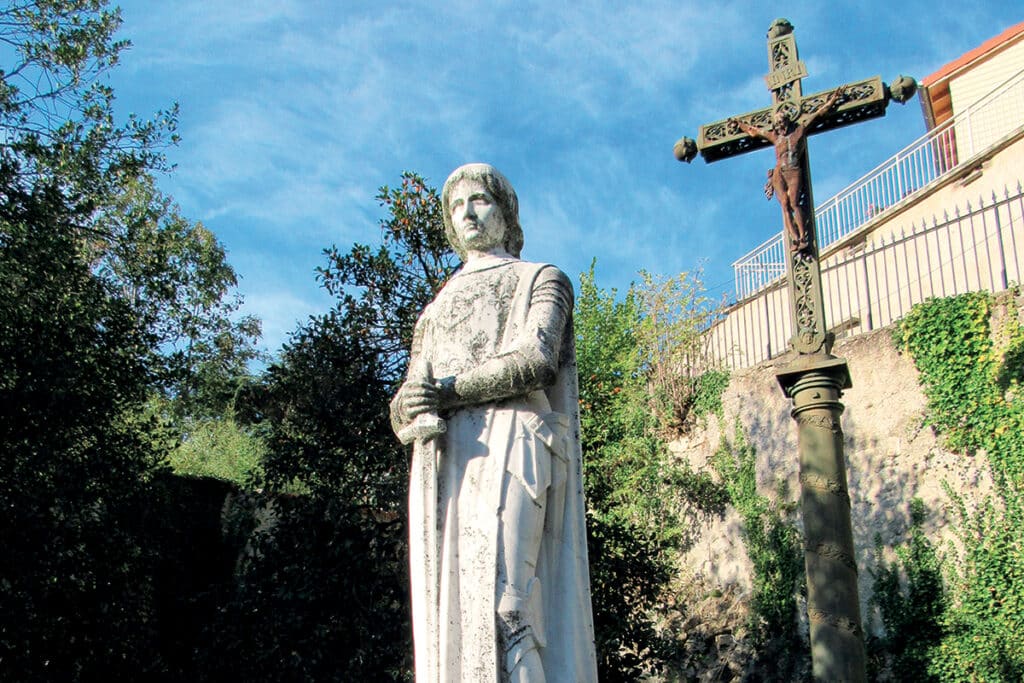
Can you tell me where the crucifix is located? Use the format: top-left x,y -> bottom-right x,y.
674,18 -> 916,683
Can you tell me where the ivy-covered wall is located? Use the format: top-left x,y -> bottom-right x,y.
675,290 -> 1024,681
673,312 -> 996,636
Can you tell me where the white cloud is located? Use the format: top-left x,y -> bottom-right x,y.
109,0 -> 1019,355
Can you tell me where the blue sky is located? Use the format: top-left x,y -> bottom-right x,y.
109,1 -> 1020,355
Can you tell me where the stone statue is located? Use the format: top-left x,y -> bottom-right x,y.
730,87 -> 844,251
390,163 -> 598,682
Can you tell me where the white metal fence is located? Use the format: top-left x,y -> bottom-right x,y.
710,183 -> 1024,369
733,67 -> 1024,300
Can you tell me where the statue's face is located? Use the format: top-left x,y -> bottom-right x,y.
448,178 -> 508,256
772,110 -> 790,131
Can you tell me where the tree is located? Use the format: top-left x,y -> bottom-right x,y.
316,172 -> 458,383
93,173 -> 262,418
0,182 -> 170,680
575,263 -> 732,679
0,0 -> 178,212
253,310 -> 399,503
248,171 -> 456,501
634,268 -> 723,434
214,172 -> 455,680
0,3 -> 260,678
1,3 -> 256,418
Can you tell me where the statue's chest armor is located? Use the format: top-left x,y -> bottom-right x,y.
428,266 -> 520,376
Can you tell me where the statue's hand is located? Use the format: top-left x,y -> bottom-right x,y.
434,376 -> 459,412
397,379 -> 440,421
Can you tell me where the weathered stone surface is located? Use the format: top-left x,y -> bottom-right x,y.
391,163 -> 597,682
672,325 -> 993,635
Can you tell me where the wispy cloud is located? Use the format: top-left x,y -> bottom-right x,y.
111,0 -> 1020,353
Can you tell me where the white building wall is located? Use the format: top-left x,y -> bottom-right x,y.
950,39 -> 1024,158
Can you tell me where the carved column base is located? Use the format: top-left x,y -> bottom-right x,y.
777,354 -> 865,683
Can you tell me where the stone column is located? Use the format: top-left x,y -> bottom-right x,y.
778,355 -> 865,683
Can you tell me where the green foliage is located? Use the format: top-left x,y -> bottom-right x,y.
0,3 -> 262,678
634,269 -> 724,433
248,171 -> 454,506
168,410 -> 265,484
575,265 -> 670,679
249,310 -> 401,506
693,368 -> 730,422
197,497 -> 412,682
929,487 -> 1024,682
2,3 -> 258,422
575,263 -> 729,679
0,185 -> 171,680
316,171 -> 457,383
893,293 -> 996,455
867,499 -> 945,682
94,173 -> 263,418
891,292 -> 1024,681
711,423 -> 808,679
0,0 -> 178,213
221,172 -> 455,680
586,513 -> 676,681
577,264 -> 695,544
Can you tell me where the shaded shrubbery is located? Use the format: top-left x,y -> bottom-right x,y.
873,292 -> 1024,681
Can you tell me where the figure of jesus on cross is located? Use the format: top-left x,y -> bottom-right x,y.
729,87 -> 845,252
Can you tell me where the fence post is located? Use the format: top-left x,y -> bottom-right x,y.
861,253 -> 874,331
992,190 -> 1008,290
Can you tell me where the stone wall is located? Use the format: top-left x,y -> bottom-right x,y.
671,323 -> 993,635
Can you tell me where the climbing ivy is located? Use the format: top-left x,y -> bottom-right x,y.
893,293 -> 996,456
692,369 -> 730,423
711,423 -> 808,680
888,292 -> 1024,681
867,498 -> 945,682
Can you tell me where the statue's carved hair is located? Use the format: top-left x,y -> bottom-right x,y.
441,163 -> 523,261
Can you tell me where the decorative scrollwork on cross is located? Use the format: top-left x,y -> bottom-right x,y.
774,101 -> 801,122
792,252 -> 822,347
772,41 -> 791,70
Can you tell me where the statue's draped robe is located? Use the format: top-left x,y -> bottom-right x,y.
398,257 -> 597,682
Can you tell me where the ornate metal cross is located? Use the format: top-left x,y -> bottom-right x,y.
674,19 -> 916,683
675,17 -> 915,356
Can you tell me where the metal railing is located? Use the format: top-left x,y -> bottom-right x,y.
711,183 -> 1024,369
733,67 -> 1024,300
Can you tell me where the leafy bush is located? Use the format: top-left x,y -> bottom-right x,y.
867,498 -> 945,682
891,292 -> 1024,681
576,263 -> 730,678
196,497 -> 411,682
634,269 -> 724,434
0,187 -> 170,681
168,410 -> 265,484
893,293 -> 995,455
929,488 -> 1024,682
199,171 -> 455,681
711,423 -> 808,680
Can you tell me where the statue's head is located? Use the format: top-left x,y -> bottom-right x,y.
772,106 -> 795,132
442,163 -> 523,261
